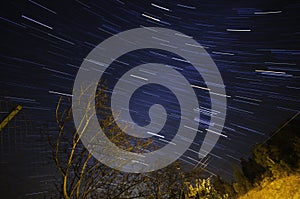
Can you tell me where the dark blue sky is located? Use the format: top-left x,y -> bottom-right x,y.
1,0 -> 300,197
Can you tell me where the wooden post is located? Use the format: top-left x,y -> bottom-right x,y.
0,105 -> 22,132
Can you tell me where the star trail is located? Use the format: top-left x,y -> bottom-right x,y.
0,0 -> 299,198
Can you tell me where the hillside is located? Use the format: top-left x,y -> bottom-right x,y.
238,175 -> 300,199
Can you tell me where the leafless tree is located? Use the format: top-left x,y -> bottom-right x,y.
50,83 -> 153,199
50,82 -> 206,199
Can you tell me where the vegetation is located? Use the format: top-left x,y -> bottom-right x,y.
235,112 -> 300,198
50,82 -> 300,198
238,175 -> 300,199
184,178 -> 229,199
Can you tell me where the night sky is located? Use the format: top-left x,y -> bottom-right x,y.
1,0 -> 300,198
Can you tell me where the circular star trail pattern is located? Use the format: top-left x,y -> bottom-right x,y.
0,0 -> 300,197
